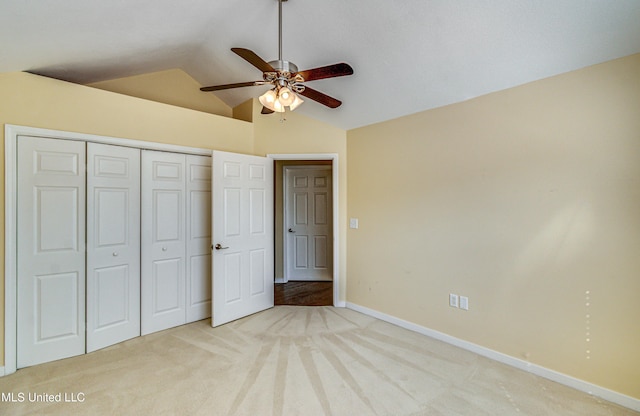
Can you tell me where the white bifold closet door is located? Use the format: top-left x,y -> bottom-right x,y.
16,137 -> 211,367
141,151 -> 212,335
86,143 -> 141,352
17,136 -> 87,368
186,155 -> 212,322
141,151 -> 187,335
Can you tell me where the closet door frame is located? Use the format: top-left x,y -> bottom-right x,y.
3,124 -> 211,376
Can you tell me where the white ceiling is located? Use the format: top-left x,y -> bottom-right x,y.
2,0 -> 640,130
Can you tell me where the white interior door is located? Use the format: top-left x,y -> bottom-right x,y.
141,150 -> 187,335
186,155 -> 212,322
86,143 -> 141,352
284,166 -> 333,281
212,151 -> 274,327
17,136 -> 86,368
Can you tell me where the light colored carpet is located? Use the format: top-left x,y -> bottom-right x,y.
0,306 -> 637,415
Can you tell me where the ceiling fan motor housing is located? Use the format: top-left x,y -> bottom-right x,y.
268,60 -> 298,74
264,60 -> 305,93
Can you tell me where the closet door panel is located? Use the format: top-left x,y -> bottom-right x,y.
141,151 -> 187,335
17,136 -> 86,368
186,155 -> 212,322
86,143 -> 141,352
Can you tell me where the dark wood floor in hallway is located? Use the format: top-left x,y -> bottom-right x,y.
274,281 -> 333,306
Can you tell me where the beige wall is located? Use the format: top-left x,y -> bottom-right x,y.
252,100 -> 348,302
232,99 -> 254,123
0,71 -> 254,366
88,69 -> 233,118
347,54 -> 640,398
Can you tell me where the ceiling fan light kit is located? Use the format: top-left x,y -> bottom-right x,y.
200,0 -> 353,115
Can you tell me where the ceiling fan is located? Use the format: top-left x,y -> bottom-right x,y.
200,0 -> 354,114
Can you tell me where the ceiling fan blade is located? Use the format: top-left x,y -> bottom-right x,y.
296,63 -> 353,82
261,106 -> 275,114
200,81 -> 265,92
298,87 -> 342,108
231,48 -> 275,73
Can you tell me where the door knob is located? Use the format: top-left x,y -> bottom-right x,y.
112,252 -> 119,257
162,247 -> 167,251
288,228 -> 295,233
214,243 -> 229,250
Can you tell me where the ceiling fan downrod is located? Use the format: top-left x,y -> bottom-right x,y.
270,0 -> 295,74
278,0 -> 285,62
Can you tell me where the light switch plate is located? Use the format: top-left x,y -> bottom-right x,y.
449,293 -> 459,308
349,218 -> 359,229
460,296 -> 469,310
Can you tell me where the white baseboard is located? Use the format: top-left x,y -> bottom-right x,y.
345,302 -> 640,412
274,277 -> 285,284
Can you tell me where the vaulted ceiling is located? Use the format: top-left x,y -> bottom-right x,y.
2,1 -> 640,130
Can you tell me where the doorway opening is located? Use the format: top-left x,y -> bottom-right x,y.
274,281 -> 332,306
273,158 -> 335,306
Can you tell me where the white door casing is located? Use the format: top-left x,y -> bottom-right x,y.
284,166 -> 333,282
186,155 -> 212,322
141,150 -> 187,335
212,151 -> 274,327
86,143 -> 141,352
16,136 -> 86,368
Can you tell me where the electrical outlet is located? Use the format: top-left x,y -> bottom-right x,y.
449,293 -> 459,308
460,296 -> 469,310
